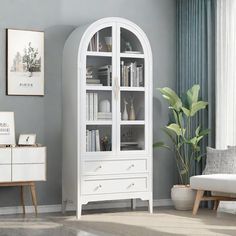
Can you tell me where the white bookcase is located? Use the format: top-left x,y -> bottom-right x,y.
62,17 -> 153,218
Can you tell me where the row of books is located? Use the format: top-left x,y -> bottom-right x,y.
120,61 -> 144,87
86,93 -> 112,120
88,32 -> 99,51
86,129 -> 100,152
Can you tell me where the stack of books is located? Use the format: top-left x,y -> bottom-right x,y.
120,142 -> 142,151
86,93 -> 112,120
86,66 -> 102,86
98,65 -> 112,86
86,129 -> 100,152
97,112 -> 112,120
120,61 -> 144,87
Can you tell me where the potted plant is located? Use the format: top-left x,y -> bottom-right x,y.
154,84 -> 209,210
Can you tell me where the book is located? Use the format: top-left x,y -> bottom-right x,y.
86,130 -> 89,151
94,93 -> 98,120
97,112 -> 112,120
95,130 -> 100,151
89,93 -> 94,120
91,130 -> 96,151
86,93 -> 89,120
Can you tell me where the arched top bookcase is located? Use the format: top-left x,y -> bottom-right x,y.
62,17 -> 153,219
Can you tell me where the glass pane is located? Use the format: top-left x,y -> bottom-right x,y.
120,28 -> 143,53
86,91 -> 112,121
86,125 -> 112,152
120,58 -> 144,87
120,91 -> 144,121
120,125 -> 144,151
87,56 -> 112,86
87,27 -> 112,52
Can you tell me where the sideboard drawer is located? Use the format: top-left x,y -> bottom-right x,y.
12,147 -> 46,164
0,148 -> 11,164
0,165 -> 11,182
82,177 -> 147,195
82,159 -> 147,175
12,164 -> 46,181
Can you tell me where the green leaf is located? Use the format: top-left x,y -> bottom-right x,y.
162,128 -> 177,144
187,84 -> 200,105
159,87 -> 182,111
195,126 -> 201,136
153,142 -> 172,151
166,123 -> 185,136
182,107 -> 191,117
199,128 -> 210,137
190,101 -> 208,116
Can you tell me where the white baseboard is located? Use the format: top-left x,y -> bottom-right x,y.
0,199 -> 173,215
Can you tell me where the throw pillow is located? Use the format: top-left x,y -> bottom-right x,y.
203,147 -> 236,174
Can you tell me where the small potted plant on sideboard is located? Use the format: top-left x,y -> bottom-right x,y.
154,84 -> 209,210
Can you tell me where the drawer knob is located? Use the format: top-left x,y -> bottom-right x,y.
95,165 -> 102,171
127,182 -> 135,189
94,184 -> 102,191
127,164 -> 135,170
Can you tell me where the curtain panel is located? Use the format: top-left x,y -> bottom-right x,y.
216,0 -> 236,149
176,0 -> 216,175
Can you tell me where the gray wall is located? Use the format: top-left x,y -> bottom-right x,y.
0,0 -> 176,207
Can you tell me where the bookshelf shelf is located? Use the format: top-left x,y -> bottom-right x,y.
86,51 -> 112,57
120,120 -> 145,125
86,86 -> 112,91
120,52 -> 145,58
62,17 -> 153,218
86,120 -> 112,125
120,87 -> 145,91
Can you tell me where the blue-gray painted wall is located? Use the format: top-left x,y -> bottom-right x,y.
0,0 -> 176,206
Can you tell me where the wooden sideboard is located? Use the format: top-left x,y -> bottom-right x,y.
0,146 -> 46,214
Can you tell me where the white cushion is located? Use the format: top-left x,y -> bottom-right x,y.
190,174 -> 236,193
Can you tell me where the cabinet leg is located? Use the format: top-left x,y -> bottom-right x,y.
30,183 -> 38,215
131,199 -> 136,210
148,199 -> 153,214
20,186 -> 25,215
77,204 -> 82,219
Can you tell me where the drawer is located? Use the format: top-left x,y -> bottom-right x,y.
82,159 -> 147,175
12,164 -> 46,181
0,148 -> 11,164
82,177 -> 147,195
0,165 -> 11,182
12,147 -> 46,164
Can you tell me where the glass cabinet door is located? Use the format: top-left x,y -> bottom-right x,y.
118,27 -> 146,152
85,26 -> 114,153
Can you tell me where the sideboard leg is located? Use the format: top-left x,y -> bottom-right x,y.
20,186 -> 25,215
131,199 -> 136,210
148,199 -> 153,214
30,182 -> 38,215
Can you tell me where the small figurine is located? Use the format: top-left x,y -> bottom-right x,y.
122,99 -> 128,120
129,97 -> 136,120
125,42 -> 132,52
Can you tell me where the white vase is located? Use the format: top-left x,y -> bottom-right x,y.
122,103 -> 128,120
99,100 -> 110,113
171,185 -> 196,211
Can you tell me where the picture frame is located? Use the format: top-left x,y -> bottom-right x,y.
18,134 -> 36,146
6,29 -> 44,96
0,112 -> 16,145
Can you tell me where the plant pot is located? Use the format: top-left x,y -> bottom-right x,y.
171,185 -> 196,210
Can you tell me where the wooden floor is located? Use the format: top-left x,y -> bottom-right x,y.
0,207 -> 236,236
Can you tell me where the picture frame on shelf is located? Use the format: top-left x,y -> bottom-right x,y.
6,29 -> 44,96
18,134 -> 36,146
0,112 -> 16,146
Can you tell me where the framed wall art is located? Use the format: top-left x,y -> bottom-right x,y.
6,29 -> 44,96
0,112 -> 16,145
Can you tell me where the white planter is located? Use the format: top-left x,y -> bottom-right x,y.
171,185 -> 196,210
